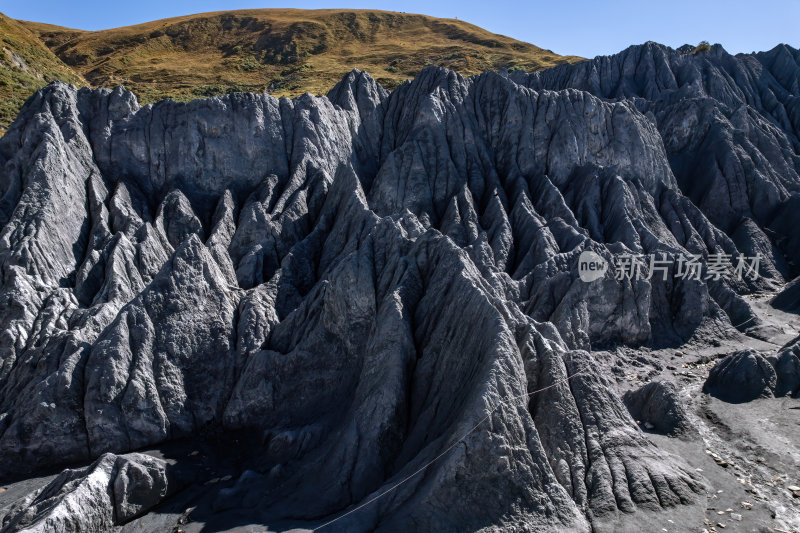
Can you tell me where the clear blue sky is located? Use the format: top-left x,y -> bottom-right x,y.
3,0 -> 799,58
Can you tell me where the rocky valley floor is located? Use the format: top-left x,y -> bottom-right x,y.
608,292 -> 800,533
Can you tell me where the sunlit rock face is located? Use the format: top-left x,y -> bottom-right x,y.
0,42 -> 797,532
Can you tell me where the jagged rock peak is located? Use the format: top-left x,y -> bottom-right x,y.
0,42 -> 798,532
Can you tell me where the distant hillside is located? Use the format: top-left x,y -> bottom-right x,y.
17,9 -> 580,108
0,13 -> 86,135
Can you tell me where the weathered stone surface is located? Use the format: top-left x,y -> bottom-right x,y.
703,350 -> 778,402
772,276 -> 800,312
0,41 -> 797,531
623,381 -> 695,436
83,234 -> 238,455
513,43 -> 800,274
773,338 -> 800,397
0,453 -> 177,532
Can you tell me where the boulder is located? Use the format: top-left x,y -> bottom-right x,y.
0,453 -> 180,532
623,381 -> 695,436
773,340 -> 800,397
703,350 -> 777,403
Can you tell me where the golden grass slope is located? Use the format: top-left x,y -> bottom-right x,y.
21,9 -> 581,102
0,8 -> 583,133
0,12 -> 86,134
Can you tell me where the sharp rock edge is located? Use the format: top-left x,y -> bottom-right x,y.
0,42 -> 798,532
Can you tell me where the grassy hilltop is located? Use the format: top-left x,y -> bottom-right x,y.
2,9 -> 582,132
0,13 -> 86,134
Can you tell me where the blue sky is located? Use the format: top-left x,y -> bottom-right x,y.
3,0 -> 799,58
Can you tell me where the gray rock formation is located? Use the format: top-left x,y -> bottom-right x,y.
703,350 -> 778,402
0,453 -> 179,532
773,338 -> 800,397
772,276 -> 800,312
623,380 -> 695,436
704,341 -> 800,402
0,41 -> 798,531
512,43 -> 800,277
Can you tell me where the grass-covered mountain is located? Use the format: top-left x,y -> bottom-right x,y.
0,13 -> 86,135
0,8 -> 580,132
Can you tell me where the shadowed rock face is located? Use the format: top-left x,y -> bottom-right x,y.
513,43 -> 800,275
0,42 -> 798,531
771,337 -> 800,398
702,336 -> 800,405
623,381 -> 695,436
703,349 -> 783,403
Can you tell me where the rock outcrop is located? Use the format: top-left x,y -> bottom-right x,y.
703,340 -> 800,402
0,453 -> 179,532
513,43 -> 800,276
773,338 -> 800,397
772,276 -> 800,312
0,41 -> 798,532
703,350 -> 778,402
623,380 -> 695,436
